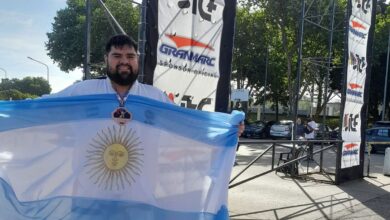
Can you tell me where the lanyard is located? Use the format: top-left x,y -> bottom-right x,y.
115,91 -> 129,107
113,91 -> 132,125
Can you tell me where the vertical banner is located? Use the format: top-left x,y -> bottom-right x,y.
144,0 -> 236,112
341,0 -> 374,169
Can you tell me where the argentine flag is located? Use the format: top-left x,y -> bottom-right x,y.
0,94 -> 244,219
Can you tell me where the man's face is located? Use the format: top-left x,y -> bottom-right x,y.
105,45 -> 139,86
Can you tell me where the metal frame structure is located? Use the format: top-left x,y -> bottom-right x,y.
294,0 -> 342,139
83,0 -> 141,80
230,139 -> 342,188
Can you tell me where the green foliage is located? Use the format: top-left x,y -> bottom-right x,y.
368,5 -> 390,121
233,0 -> 348,120
0,77 -> 51,96
0,89 -> 37,100
46,0 -> 140,74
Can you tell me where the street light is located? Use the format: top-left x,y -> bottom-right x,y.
27,56 -> 49,82
0,67 -> 6,79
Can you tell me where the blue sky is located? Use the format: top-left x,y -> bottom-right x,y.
0,0 -> 83,93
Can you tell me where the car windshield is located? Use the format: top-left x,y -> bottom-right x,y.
275,121 -> 292,125
250,121 -> 265,128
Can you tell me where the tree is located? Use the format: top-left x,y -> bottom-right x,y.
0,77 -> 51,96
234,0 -> 346,119
368,5 -> 390,121
0,89 -> 37,100
46,0 -> 140,74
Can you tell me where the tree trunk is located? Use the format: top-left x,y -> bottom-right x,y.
275,92 -> 279,121
280,19 -> 293,116
315,80 -> 323,117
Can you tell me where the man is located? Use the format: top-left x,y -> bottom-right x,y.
295,117 -> 305,139
49,34 -> 244,135
305,118 -> 318,160
49,34 -> 171,104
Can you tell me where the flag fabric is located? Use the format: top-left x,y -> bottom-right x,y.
0,94 -> 244,219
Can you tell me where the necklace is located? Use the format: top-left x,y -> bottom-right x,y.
112,88 -> 132,125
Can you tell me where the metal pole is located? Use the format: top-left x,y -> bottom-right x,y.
321,0 -> 336,172
381,28 -> 390,120
323,0 -> 335,126
294,0 -> 305,140
0,67 -> 7,79
263,46 -> 269,120
27,56 -> 49,82
84,0 -> 91,80
97,0 -> 126,35
137,0 -> 147,83
335,0 -> 352,185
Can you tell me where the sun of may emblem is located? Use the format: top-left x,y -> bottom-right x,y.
84,125 -> 143,191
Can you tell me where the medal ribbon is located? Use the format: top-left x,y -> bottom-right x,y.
115,91 -> 129,107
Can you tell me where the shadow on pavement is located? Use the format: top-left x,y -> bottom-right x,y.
229,141 -> 390,220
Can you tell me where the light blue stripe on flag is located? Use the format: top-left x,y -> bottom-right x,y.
0,179 -> 228,220
0,94 -> 244,147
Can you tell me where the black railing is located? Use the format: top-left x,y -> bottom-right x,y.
229,139 -> 343,188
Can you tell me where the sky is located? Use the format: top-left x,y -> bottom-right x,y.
0,0 -> 387,94
0,0 -> 83,93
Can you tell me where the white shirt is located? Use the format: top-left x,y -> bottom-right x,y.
305,120 -> 317,139
46,78 -> 172,103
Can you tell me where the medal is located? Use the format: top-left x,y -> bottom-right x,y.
112,107 -> 132,125
112,90 -> 132,125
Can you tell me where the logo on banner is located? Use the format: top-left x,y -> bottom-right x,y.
344,113 -> 359,132
347,83 -> 363,97
349,52 -> 366,73
349,20 -> 367,39
165,92 -> 212,110
159,34 -> 216,67
166,34 -> 214,51
178,0 -> 217,22
343,143 -> 359,156
354,0 -> 371,14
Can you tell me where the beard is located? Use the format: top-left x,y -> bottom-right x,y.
106,63 -> 138,86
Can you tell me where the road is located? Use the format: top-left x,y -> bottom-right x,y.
228,139 -> 390,219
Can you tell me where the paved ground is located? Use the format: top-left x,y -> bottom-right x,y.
228,140 -> 390,220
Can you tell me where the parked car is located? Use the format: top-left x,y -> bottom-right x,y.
263,120 -> 277,138
365,127 -> 390,153
373,121 -> 390,127
242,121 -> 268,138
330,127 -> 340,140
314,123 -> 333,140
270,120 -> 293,139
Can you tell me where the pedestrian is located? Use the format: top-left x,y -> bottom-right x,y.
305,118 -> 318,160
295,117 -> 305,139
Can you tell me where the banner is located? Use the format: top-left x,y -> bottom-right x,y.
341,0 -> 373,169
145,0 -> 236,112
0,95 -> 244,219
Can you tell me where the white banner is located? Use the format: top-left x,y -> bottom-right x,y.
346,20 -> 368,104
348,17 -> 370,47
342,102 -> 363,141
351,0 -> 373,25
341,141 -> 361,168
341,12 -> 371,168
153,0 -> 226,112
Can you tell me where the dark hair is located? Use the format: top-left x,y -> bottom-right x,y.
105,34 -> 138,54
